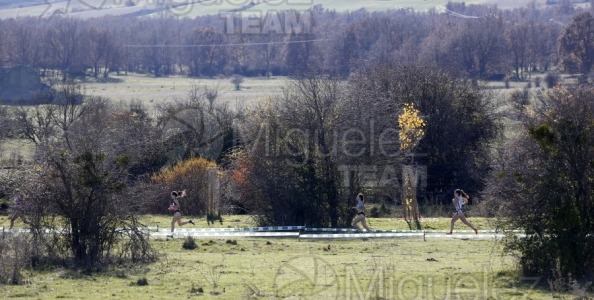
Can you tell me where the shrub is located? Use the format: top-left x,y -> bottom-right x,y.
0,198 -> 7,211
487,86 -> 594,281
0,234 -> 32,285
230,74 -> 244,90
190,285 -> 204,295
368,207 -> 380,218
509,88 -> 530,107
151,157 -> 217,215
182,237 -> 198,250
151,157 -> 216,184
534,77 -> 541,88
545,73 -> 560,88
136,277 -> 149,286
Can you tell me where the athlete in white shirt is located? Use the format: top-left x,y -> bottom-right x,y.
446,189 -> 478,234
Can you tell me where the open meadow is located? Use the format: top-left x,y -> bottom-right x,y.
0,215 -> 563,299
1,0 -> 593,297
0,75 -> 583,298
83,73 -> 286,111
0,0 -> 549,20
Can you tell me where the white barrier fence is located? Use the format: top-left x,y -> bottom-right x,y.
3,226 -> 523,240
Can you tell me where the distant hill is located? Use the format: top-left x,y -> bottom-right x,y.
0,0 -> 559,19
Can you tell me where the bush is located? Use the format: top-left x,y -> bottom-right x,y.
380,202 -> 390,216
0,198 -> 8,211
182,237 -> 197,250
509,88 -> 530,107
487,86 -> 594,281
151,157 -> 217,215
230,74 -> 244,90
368,207 -> 380,218
0,234 -> 32,285
545,73 -> 560,88
136,277 -> 149,286
190,285 -> 204,294
534,77 -> 541,88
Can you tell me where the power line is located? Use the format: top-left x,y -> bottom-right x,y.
124,38 -> 330,48
445,9 -> 481,19
436,5 -> 481,19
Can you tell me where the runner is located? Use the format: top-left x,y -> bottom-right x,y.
446,189 -> 478,234
9,189 -> 27,230
352,193 -> 373,232
168,189 -> 195,237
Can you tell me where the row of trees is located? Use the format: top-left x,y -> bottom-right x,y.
232,64 -> 499,227
0,63 -> 498,267
0,3 -> 593,80
0,81 -> 235,271
1,62 -> 593,283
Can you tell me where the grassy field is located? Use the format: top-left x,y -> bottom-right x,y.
138,214 -> 500,232
0,73 -> 285,165
0,215 -> 566,299
0,214 -> 496,232
82,73 -> 285,112
0,0 -> 550,19
80,73 -> 556,112
0,139 -> 35,165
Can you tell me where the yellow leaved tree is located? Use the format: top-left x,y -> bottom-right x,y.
397,103 -> 426,228
398,103 -> 426,152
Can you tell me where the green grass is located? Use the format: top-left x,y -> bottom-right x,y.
0,236 -> 558,299
0,138 -> 35,165
136,214 -> 258,230
0,73 -> 285,166
0,214 -> 498,231
82,73 -> 285,111
0,0 -> 513,19
0,215 -> 576,298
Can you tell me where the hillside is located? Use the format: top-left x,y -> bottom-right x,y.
0,0 -> 553,19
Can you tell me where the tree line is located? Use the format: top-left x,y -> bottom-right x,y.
0,2 -> 593,80
2,61 -> 592,283
1,0 -> 594,284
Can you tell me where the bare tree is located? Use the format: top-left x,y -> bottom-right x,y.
0,106 -> 13,140
14,86 -> 158,270
11,20 -> 36,66
87,26 -> 116,78
559,12 -> 594,83
485,86 -> 594,280
236,75 -> 347,227
230,74 -> 244,90
505,22 -> 531,79
45,18 -> 86,81
183,27 -> 227,77
157,84 -> 234,162
447,16 -> 507,79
